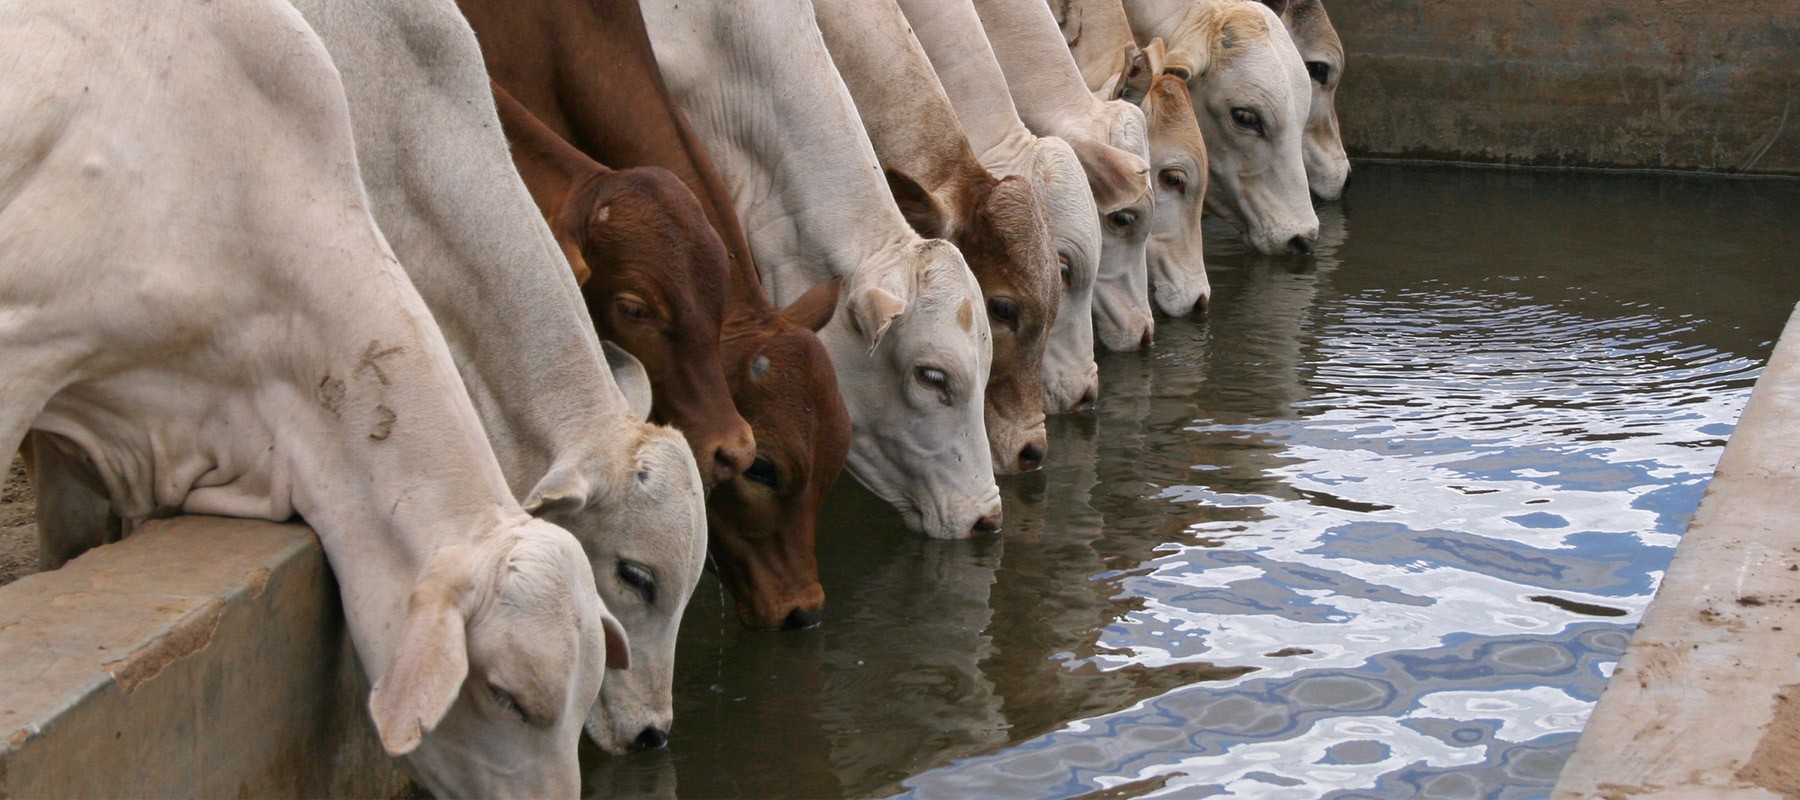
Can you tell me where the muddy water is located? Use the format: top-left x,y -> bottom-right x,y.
582,165 -> 1800,799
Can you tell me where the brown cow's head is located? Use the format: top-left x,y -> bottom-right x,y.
556,166 -> 755,488
888,169 -> 1058,476
708,277 -> 850,630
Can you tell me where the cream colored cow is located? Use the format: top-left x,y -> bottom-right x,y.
969,0 -> 1158,350
894,0 -> 1106,413
1051,0 -> 1214,317
0,1 -> 614,796
641,0 -> 1004,538
289,0 -> 708,756
1122,0 -> 1321,255
1267,0 -> 1351,201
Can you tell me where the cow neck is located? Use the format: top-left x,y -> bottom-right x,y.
973,0 -> 1113,138
896,0 -> 1037,162
813,0 -> 989,204
1058,0 -> 1141,93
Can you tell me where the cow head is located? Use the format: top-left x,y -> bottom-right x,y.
1106,41 -> 1212,317
518,344 -> 708,755
710,277 -> 849,629
1266,0 -> 1349,201
888,170 -> 1058,475
370,517 -> 623,798
824,239 -> 1002,538
1067,115 -> 1155,352
556,165 -> 756,488
1160,1 -> 1318,255
1017,136 -> 1103,415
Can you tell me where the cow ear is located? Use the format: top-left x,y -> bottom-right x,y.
1142,38 -> 1169,75
369,589 -> 469,757
1112,44 -> 1154,106
848,284 -> 906,354
782,276 -> 841,334
601,340 -> 654,422
523,461 -> 594,518
601,611 -> 631,671
1068,137 -> 1149,211
886,169 -> 951,241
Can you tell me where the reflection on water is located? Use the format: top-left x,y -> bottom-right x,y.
583,166 -> 1800,798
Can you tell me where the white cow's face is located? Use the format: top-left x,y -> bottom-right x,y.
1139,73 -> 1213,318
1185,7 -> 1319,255
1288,3 -> 1349,201
831,241 -> 1002,539
371,520 -> 619,799
528,423 -> 707,755
1027,138 -> 1103,414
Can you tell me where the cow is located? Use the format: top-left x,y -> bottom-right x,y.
288,0 -> 708,757
1261,0 -> 1350,201
965,0 -> 1159,351
812,0 -> 1061,475
1051,0 -> 1215,317
1122,0 -> 1322,255
641,0 -> 1005,539
458,0 -> 852,633
0,0 -> 618,795
892,0 -> 1106,413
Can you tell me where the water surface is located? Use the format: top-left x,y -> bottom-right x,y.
585,165 -> 1800,799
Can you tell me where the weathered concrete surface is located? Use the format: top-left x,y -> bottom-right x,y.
1554,303 -> 1800,800
1332,0 -> 1800,175
0,516 -> 408,799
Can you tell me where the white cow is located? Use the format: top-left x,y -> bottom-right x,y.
968,0 -> 1158,351
642,0 -> 1004,538
1052,0 -> 1214,317
0,1 -> 613,796
1123,0 -> 1322,255
289,0 -> 708,755
893,0 -> 1105,413
1266,0 -> 1351,201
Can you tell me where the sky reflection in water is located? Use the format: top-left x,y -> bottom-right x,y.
585,166 -> 1800,800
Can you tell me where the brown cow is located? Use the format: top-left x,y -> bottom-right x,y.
461,0 -> 851,637
488,83 -> 754,494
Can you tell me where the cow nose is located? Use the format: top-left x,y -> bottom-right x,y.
1287,235 -> 1315,256
782,606 -> 823,630
711,428 -> 755,483
1139,328 -> 1154,349
1074,386 -> 1098,413
971,511 -> 1002,536
1017,442 -> 1046,472
633,726 -> 669,751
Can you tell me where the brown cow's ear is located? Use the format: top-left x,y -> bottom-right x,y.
1068,137 -> 1149,211
782,276 -> 842,334
886,169 -> 951,240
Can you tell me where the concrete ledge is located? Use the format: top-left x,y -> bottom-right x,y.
0,516 -> 408,798
1555,303 -> 1800,799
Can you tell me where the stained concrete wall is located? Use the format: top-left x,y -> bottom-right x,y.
1331,0 -> 1800,175
0,516 -> 408,798
1553,303 -> 1800,799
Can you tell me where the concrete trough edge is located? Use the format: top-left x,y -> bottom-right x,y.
0,515 -> 408,798
1554,302 -> 1800,799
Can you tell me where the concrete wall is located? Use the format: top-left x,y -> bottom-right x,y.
1553,303 -> 1800,799
0,517 -> 408,799
1331,0 -> 1800,175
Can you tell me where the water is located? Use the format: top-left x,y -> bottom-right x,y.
582,165 -> 1800,799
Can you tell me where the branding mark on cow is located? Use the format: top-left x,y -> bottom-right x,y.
958,299 -> 974,332
369,404 -> 397,441
356,340 -> 405,386
317,375 -> 346,417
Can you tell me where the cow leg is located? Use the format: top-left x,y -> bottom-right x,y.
26,431 -> 122,570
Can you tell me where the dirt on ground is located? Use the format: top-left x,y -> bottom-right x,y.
1,455 -> 38,588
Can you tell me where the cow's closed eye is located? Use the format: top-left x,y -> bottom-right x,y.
744,456 -> 781,492
489,683 -> 531,725
614,294 -> 654,322
617,560 -> 656,605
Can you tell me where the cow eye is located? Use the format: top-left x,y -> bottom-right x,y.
914,366 -> 952,404
1159,168 -> 1187,193
1230,107 -> 1264,135
489,684 -> 530,724
1305,61 -> 1332,86
987,296 -> 1020,326
1107,210 -> 1138,232
614,295 -> 653,321
744,456 -> 781,491
617,560 -> 656,605
1057,254 -> 1073,289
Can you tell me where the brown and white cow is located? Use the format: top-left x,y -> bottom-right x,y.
0,1 -> 616,795
812,0 -> 1061,475
460,0 -> 852,637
